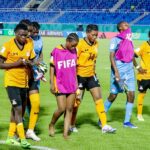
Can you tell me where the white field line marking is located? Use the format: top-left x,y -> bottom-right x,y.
0,140 -> 56,150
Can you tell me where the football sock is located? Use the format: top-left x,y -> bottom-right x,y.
29,93 -> 40,130
17,123 -> 25,139
104,99 -> 112,112
137,93 -> 145,115
124,102 -> 133,123
95,99 -> 107,127
8,122 -> 16,137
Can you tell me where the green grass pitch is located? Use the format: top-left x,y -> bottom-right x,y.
0,36 -> 149,150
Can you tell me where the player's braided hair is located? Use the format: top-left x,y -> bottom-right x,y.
14,23 -> 28,32
66,33 -> 79,42
86,24 -> 98,33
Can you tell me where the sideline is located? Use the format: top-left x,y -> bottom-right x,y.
0,140 -> 56,150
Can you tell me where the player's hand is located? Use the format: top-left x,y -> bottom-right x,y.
138,67 -> 147,74
35,60 -> 41,65
50,83 -> 56,94
115,71 -> 120,82
15,58 -> 27,67
25,60 -> 35,66
76,88 -> 80,96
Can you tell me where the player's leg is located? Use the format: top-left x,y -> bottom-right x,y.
25,96 -> 31,117
18,88 -> 31,148
63,93 -> 76,138
97,93 -> 117,128
6,107 -> 19,146
90,86 -> 106,126
70,89 -> 84,132
97,71 -> 119,127
137,92 -> 146,121
123,69 -> 137,128
70,75 -> 85,132
26,87 -> 41,141
104,70 -> 122,113
49,94 -> 66,136
6,87 -> 30,148
90,87 -> 116,133
88,75 -> 116,133
137,80 -> 147,121
105,93 -> 117,112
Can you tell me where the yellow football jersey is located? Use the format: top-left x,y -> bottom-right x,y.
0,37 -> 35,88
135,41 -> 150,80
77,38 -> 98,77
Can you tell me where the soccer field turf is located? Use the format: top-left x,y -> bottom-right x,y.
0,36 -> 149,150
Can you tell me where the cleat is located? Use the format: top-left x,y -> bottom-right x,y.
20,139 -> 31,149
69,127 -> 78,133
98,120 -> 102,128
123,122 -> 138,128
137,115 -> 144,121
102,125 -> 116,133
6,137 -> 20,146
26,130 -> 40,141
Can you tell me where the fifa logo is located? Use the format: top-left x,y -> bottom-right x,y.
57,59 -> 76,69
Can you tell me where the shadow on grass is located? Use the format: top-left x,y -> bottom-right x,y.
34,104 -> 150,136
108,107 -> 125,123
24,105 -> 51,135
133,105 -> 150,116
53,112 -> 97,132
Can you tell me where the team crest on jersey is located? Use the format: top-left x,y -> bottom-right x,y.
78,83 -> 83,88
139,86 -> 143,90
12,99 -> 17,105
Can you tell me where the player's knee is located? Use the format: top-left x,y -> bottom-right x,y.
14,105 -> 22,113
58,107 -> 65,114
14,106 -> 23,123
127,92 -> 135,102
66,107 -> 73,113
94,96 -> 101,101
108,93 -> 117,102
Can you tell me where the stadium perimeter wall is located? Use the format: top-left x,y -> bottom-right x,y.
1,23 -> 150,40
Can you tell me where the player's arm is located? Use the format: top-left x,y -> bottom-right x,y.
25,47 -> 37,66
30,51 -> 43,66
110,52 -> 120,81
50,66 -> 55,94
109,38 -> 120,81
134,45 -> 147,74
39,51 -> 43,62
36,46 -> 43,64
0,56 -> 27,69
50,55 -> 55,94
0,43 -> 28,69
